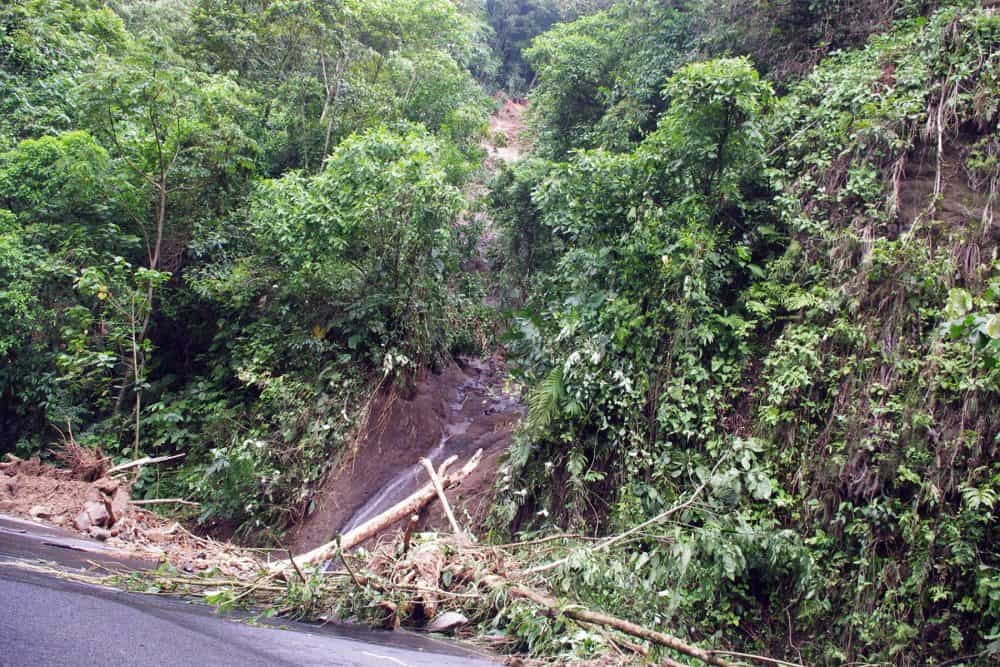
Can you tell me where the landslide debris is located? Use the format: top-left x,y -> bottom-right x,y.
0,453 -> 257,576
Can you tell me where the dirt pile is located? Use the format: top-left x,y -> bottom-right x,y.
0,454 -> 259,576
0,456 -> 123,533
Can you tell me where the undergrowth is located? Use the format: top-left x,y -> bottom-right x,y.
493,4 -> 999,663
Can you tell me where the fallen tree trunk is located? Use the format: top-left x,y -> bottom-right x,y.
273,449 -> 483,574
131,498 -> 200,507
274,448 -> 734,665
483,576 -> 733,667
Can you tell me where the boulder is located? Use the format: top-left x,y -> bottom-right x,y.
74,500 -> 111,532
88,526 -> 112,541
109,486 -> 130,525
94,477 -> 119,495
426,611 -> 469,634
73,508 -> 92,532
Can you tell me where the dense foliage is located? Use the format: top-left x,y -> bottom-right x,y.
3,0 -> 999,663
493,1 -> 999,663
0,0 -> 491,534
482,0 -> 608,96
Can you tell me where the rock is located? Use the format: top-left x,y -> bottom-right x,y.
109,486 -> 130,524
74,500 -> 111,532
29,505 -> 52,519
426,611 -> 469,634
146,522 -> 179,543
94,477 -> 119,495
88,526 -> 112,541
73,508 -> 92,532
88,500 -> 111,526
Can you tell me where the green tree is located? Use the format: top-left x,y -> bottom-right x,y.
525,1 -> 694,157
0,0 -> 129,141
197,124 -> 468,370
0,131 -> 133,440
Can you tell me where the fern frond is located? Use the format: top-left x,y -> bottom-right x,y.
528,365 -> 565,430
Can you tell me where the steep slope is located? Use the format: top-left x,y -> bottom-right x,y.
490,4 -> 998,663
289,101 -> 530,552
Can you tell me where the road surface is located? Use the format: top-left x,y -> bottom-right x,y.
0,515 -> 494,667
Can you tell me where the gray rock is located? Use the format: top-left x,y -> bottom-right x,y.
88,526 -> 112,541
426,611 -> 469,634
109,486 -> 130,525
73,508 -> 92,532
74,500 -> 110,532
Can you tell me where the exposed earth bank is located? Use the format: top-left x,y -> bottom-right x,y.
287,356 -> 522,554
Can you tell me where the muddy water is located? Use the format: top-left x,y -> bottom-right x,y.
340,357 -> 521,535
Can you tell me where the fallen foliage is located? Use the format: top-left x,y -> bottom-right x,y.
1,450 -> 782,665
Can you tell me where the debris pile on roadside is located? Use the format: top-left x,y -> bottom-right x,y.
0,452 -> 259,577
1,446 -> 765,666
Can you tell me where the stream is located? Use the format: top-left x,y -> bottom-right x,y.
339,357 -> 522,535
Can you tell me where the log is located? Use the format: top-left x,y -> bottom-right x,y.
483,576 -> 733,667
130,498 -> 200,507
274,449 -> 483,573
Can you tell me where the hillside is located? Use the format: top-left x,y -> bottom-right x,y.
1,0 -> 997,665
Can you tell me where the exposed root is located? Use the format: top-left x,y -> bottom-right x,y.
50,431 -> 109,482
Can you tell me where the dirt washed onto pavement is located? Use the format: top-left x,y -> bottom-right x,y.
0,455 -> 258,576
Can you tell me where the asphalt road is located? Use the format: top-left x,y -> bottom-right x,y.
0,515 -> 495,667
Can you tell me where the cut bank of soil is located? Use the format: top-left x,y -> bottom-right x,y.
288,356 -> 522,554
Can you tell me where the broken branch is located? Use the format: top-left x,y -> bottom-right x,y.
420,456 -> 468,545
484,576 -> 732,667
107,453 -> 186,475
130,498 -> 200,507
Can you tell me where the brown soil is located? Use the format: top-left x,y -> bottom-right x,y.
0,455 -> 259,576
0,457 -> 105,527
485,97 -> 528,166
287,356 -> 522,554
897,137 -> 996,244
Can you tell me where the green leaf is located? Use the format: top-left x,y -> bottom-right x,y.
946,288 -> 973,319
984,314 -> 1000,340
